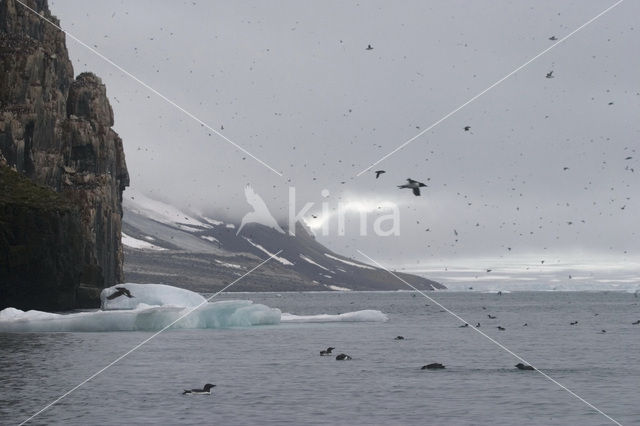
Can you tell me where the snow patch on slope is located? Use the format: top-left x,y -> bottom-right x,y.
299,254 -> 331,271
124,190 -> 212,230
324,253 -> 375,270
122,233 -> 166,251
244,238 -> 293,265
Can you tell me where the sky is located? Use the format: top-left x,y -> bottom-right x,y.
48,0 -> 640,276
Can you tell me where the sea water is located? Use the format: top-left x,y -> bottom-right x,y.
1,291 -> 639,425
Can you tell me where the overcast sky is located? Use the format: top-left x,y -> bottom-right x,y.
49,0 -> 639,272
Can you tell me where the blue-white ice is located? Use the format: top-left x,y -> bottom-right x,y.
100,283 -> 206,310
0,283 -> 388,332
281,310 -> 388,323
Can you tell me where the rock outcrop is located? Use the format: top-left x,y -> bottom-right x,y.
0,0 -> 129,310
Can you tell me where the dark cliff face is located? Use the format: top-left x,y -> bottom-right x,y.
0,0 -> 129,309
0,165 -> 84,310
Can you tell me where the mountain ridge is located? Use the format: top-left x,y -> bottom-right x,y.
122,192 -> 444,292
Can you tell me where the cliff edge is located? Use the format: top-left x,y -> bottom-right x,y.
0,0 -> 129,310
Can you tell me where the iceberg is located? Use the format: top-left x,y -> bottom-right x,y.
100,283 -> 206,310
0,283 -> 389,332
0,300 -> 281,332
281,309 -> 388,323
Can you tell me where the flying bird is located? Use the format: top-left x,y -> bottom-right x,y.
398,178 -> 427,196
106,287 -> 134,300
374,170 -> 386,179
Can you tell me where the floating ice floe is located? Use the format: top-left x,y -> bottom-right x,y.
0,283 -> 388,332
101,283 -> 206,310
281,310 -> 388,323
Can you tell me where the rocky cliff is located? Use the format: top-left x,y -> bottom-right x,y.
0,0 -> 129,310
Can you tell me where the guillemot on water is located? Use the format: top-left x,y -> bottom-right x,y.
320,347 -> 335,356
515,363 -> 535,371
183,384 -> 216,395
336,353 -> 352,361
421,363 -> 445,370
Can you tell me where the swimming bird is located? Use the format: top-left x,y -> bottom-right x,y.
320,347 -> 335,356
487,314 -> 496,319
106,287 -> 134,300
570,321 -> 578,325
398,178 -> 427,196
459,323 -> 469,328
375,170 -> 386,179
336,353 -> 352,360
549,36 -> 557,41
632,320 -> 640,325
366,44 -> 373,50
421,363 -> 445,370
523,323 -> 528,327
546,71 -> 554,79
183,384 -> 216,395
475,322 -> 481,328
515,363 -> 534,371
497,326 -> 506,331
464,125 -> 471,131
394,336 -> 405,340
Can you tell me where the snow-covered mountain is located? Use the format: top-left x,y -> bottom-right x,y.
121,192 -> 444,292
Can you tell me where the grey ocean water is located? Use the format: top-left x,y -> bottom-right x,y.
1,291 -> 639,425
